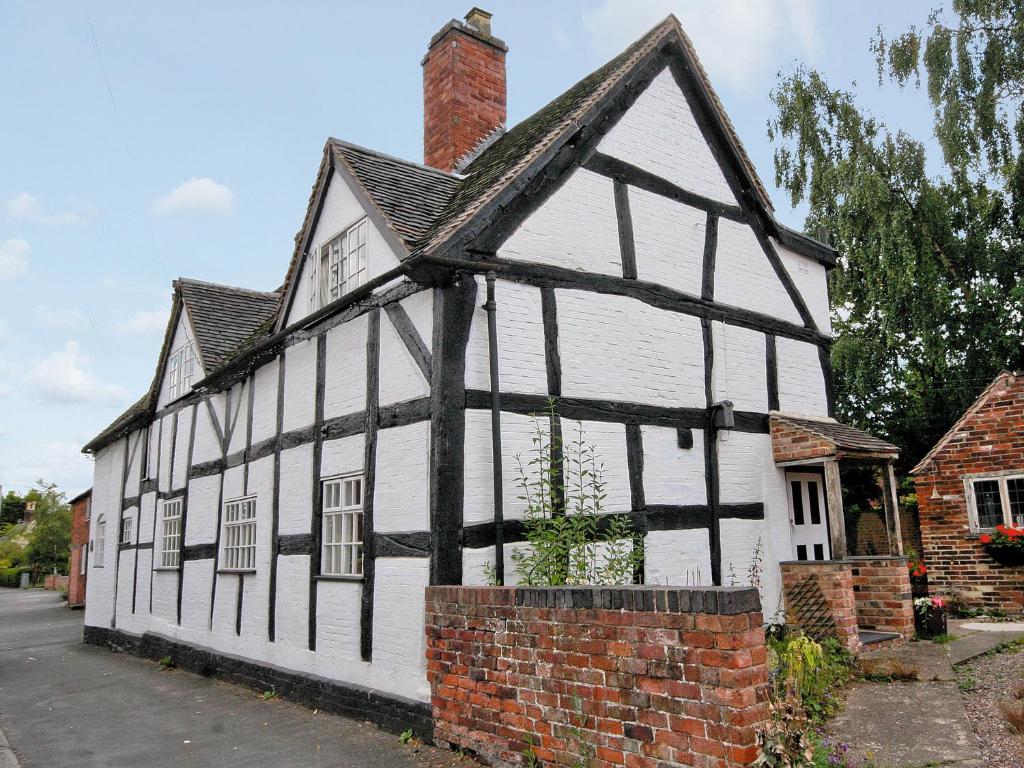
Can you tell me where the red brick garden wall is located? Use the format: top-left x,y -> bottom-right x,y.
914,373 -> 1024,613
849,557 -> 914,638
780,562 -> 861,654
425,585 -> 768,768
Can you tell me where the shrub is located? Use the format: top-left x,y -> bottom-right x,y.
510,401 -> 642,586
999,700 -> 1024,735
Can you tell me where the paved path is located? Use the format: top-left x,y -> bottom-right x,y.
0,589 -> 464,768
947,619 -> 1024,666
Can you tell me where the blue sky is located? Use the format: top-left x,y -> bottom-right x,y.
0,0 -> 938,496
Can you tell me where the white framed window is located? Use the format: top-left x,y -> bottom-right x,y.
321,474 -> 363,576
966,472 -> 1024,531
120,515 -> 133,545
159,498 -> 183,568
318,218 -> 368,308
94,515 -> 106,567
167,342 -> 197,400
221,497 -> 257,571
80,544 -> 88,575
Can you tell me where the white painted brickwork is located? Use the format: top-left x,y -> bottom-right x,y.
278,444 -> 313,535
374,423 -> 429,533
273,555 -> 310,649
598,68 -> 736,205
227,384 -> 249,456
371,559 -> 430,701
557,290 -> 704,407
775,240 -> 831,334
462,544 -> 529,586
192,399 -> 221,466
499,169 -> 622,276
563,420 -> 630,514
465,278 -> 548,395
630,186 -> 706,294
714,219 -> 802,325
464,410 -> 541,525
251,357 -> 280,445
283,339 -> 316,433
325,314 -> 367,419
185,475 -> 220,545
378,312 -> 429,406
172,406 -> 193,491
321,434 -> 364,480
776,337 -> 829,416
645,529 -> 713,587
711,322 -> 768,412
641,426 -> 706,505
157,416 -> 173,493
717,432 -> 770,504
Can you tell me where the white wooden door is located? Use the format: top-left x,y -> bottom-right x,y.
786,472 -> 830,561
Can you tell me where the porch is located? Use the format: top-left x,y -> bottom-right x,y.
769,413 -> 914,651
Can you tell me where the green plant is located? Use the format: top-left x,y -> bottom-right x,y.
399,728 -> 413,744
754,691 -> 814,767
521,736 -> 541,768
768,635 -> 853,723
259,689 -> 277,700
158,655 -> 175,669
930,633 -> 955,645
566,696 -> 593,768
957,674 -> 978,693
510,402 -> 642,586
0,566 -> 30,588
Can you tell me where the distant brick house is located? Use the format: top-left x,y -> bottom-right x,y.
912,372 -> 1024,613
68,488 -> 91,608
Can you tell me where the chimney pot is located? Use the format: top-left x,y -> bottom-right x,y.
465,7 -> 492,36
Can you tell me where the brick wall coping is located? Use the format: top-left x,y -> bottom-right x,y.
779,560 -> 852,568
847,555 -> 908,563
425,585 -> 761,615
780,558 -> 907,567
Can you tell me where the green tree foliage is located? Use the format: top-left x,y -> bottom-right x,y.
768,1 -> 1024,465
24,481 -> 71,575
1,490 -> 27,527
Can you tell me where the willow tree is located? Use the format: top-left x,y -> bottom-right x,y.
769,1 -> 1024,465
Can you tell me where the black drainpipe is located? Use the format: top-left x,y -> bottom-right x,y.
483,272 -> 505,585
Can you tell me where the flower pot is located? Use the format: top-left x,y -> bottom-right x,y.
915,605 -> 947,640
984,545 -> 1024,567
910,574 -> 929,598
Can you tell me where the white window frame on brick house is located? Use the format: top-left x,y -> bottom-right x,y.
94,515 -> 106,568
158,498 -> 183,569
314,218 -> 369,310
321,474 -> 364,577
964,471 -> 1024,531
167,341 -> 197,401
80,543 -> 88,575
220,496 -> 257,572
120,515 -> 133,545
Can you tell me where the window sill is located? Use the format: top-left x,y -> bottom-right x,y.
217,569 -> 256,575
315,574 -> 364,583
153,566 -> 181,572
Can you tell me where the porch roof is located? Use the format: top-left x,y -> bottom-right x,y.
769,412 -> 899,465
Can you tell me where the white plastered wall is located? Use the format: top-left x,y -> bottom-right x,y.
157,310 -> 205,410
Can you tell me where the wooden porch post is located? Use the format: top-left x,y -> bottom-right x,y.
824,458 -> 847,560
883,460 -> 905,556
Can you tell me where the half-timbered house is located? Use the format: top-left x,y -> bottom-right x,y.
82,9 -> 897,730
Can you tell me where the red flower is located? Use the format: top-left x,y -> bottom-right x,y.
997,524 -> 1006,533
980,534 -> 992,544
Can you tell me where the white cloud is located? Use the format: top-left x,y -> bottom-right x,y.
0,439 -> 95,496
151,178 -> 235,216
582,0 -> 819,92
26,340 -> 125,405
0,238 -> 29,281
6,192 -> 88,224
116,309 -> 168,336
34,305 -> 87,330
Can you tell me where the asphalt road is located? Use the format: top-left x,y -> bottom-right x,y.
0,589 -> 463,768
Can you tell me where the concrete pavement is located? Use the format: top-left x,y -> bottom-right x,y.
0,589 -> 464,768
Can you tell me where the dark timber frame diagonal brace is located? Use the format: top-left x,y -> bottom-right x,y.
360,309 -> 381,661
308,334 -> 327,650
383,302 -> 432,383
428,277 -> 477,586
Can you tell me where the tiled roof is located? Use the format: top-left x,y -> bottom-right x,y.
771,413 -> 900,456
413,14 -> 772,255
82,393 -> 152,453
330,140 -> 461,248
177,279 -> 280,372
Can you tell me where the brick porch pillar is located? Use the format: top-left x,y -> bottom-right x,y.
780,561 -> 861,654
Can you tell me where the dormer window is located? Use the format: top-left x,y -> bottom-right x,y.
318,218 -> 368,308
167,342 -> 196,400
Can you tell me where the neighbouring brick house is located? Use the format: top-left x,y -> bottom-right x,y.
68,488 -> 91,608
912,371 -> 1024,613
80,8 -> 903,746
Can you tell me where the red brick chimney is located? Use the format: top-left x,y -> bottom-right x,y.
423,8 -> 507,172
